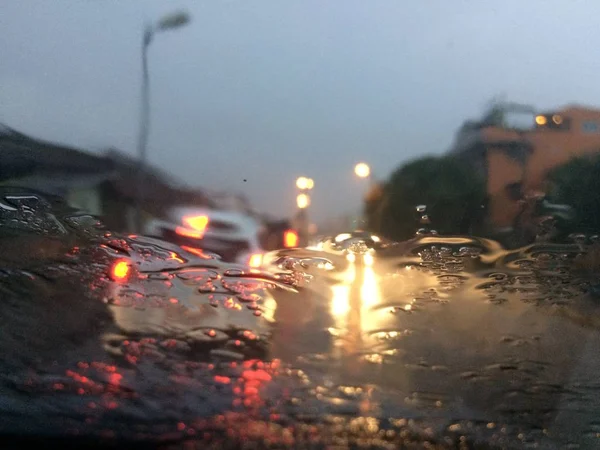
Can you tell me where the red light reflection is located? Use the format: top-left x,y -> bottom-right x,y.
110,260 -> 130,282
181,245 -> 213,259
169,251 -> 185,264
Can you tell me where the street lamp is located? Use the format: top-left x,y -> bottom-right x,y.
296,176 -> 314,190
296,193 -> 310,209
354,162 -> 371,179
353,162 -> 374,230
294,177 -> 313,247
156,11 -> 191,31
296,177 -> 308,190
135,10 -> 191,233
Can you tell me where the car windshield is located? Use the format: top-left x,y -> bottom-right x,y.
3,2 -> 600,448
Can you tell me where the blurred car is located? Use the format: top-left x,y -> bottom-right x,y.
144,206 -> 266,267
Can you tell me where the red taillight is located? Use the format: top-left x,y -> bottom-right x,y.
183,215 -> 209,232
175,226 -> 203,239
176,215 -> 209,239
248,253 -> 263,268
111,260 -> 130,282
283,229 -> 299,248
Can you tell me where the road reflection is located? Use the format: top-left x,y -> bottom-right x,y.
327,251 -> 383,380
101,239 -> 600,447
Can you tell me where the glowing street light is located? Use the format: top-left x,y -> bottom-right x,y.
296,193 -> 310,209
296,176 -> 314,190
296,177 -> 308,190
294,176 -> 313,247
354,162 -> 371,179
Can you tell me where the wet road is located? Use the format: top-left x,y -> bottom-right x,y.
1,190 -> 600,448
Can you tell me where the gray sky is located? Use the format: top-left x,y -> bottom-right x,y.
2,1 -> 600,223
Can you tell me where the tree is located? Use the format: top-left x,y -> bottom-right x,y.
366,155 -> 487,241
546,153 -> 600,235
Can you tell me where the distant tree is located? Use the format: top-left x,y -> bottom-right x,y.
546,153 -> 600,234
366,155 -> 487,241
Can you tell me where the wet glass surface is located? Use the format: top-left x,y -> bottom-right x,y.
2,189 -> 600,448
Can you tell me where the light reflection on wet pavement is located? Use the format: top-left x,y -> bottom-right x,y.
2,190 -> 600,448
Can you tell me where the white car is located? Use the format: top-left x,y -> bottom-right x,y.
144,207 -> 266,268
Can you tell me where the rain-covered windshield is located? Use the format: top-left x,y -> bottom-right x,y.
3,2 -> 600,449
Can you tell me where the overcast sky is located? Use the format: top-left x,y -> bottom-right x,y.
2,1 -> 600,222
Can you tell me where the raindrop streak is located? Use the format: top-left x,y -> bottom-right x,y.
413,204 -> 438,236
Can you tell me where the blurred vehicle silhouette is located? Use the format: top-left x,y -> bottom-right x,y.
144,206 -> 265,267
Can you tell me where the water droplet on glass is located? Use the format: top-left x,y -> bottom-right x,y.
198,283 -> 216,293
224,269 -> 245,277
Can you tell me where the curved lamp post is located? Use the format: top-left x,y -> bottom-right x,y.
135,10 -> 191,232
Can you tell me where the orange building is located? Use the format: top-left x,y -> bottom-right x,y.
450,103 -> 600,230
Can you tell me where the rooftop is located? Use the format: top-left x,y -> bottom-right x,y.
0,123 -> 115,181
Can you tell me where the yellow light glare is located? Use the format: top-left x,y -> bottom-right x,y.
296,193 -> 310,209
296,177 -> 309,190
354,162 -> 371,178
360,266 -> 379,307
331,284 -> 351,318
335,233 -> 352,243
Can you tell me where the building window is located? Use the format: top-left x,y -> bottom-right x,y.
582,121 -> 599,133
506,182 -> 524,201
